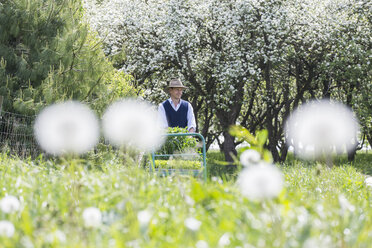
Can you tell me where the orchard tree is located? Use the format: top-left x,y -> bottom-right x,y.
85,0 -> 292,162
281,0 -> 372,159
337,0 -> 372,154
84,0 -> 371,162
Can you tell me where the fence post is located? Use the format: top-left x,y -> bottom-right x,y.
0,95 -> 3,119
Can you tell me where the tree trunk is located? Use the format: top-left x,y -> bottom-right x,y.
367,134 -> 372,151
222,131 -> 237,164
267,127 -> 280,162
262,58 -> 281,162
347,148 -> 357,162
279,143 -> 288,162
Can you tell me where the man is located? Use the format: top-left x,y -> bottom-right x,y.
158,78 -> 196,133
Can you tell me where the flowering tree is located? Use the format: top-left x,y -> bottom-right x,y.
84,0 -> 371,162
84,0 -> 291,162
284,0 -> 371,159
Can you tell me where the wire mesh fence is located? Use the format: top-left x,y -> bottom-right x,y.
0,110 -> 41,158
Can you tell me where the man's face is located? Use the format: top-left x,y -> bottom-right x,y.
169,87 -> 184,100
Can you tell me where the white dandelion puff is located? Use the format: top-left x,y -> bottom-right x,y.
0,195 -> 20,213
338,194 -> 355,213
82,207 -> 102,228
45,230 -> 66,244
218,233 -> 231,246
184,217 -> 201,231
285,99 -> 359,159
240,149 -> 261,166
365,177 -> 372,188
196,240 -> 209,248
137,210 -> 152,226
237,163 -> 284,201
0,220 -> 15,237
102,99 -> 166,152
34,101 -> 99,156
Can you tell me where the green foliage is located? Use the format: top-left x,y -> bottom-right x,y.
0,0 -> 136,115
0,153 -> 372,247
153,159 -> 201,169
229,125 -> 273,163
206,150 -> 237,179
157,127 -> 199,158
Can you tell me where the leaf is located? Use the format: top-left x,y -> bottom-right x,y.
256,129 -> 268,146
190,181 -> 206,202
262,150 -> 273,163
229,125 -> 256,145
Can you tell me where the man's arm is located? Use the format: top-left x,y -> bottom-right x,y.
187,102 -> 196,133
158,104 -> 169,129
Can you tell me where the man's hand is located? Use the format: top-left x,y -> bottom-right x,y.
188,127 -> 195,133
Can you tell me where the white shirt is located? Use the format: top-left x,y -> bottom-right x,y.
158,98 -> 196,131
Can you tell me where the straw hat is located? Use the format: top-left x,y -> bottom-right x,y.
166,78 -> 188,89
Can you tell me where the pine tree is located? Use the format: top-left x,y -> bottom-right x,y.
0,0 -> 134,115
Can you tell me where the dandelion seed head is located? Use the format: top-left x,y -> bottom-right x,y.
338,194 -> 355,213
82,207 -> 102,228
240,149 -> 261,166
237,163 -> 284,201
218,233 -> 231,246
137,210 -> 152,226
364,177 -> 372,188
46,230 -> 66,244
0,220 -> 15,237
103,99 -> 165,152
34,101 -> 99,156
285,99 -> 359,159
196,240 -> 209,248
184,217 -> 201,231
0,195 -> 20,213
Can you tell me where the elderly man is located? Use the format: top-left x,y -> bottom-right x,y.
158,78 -> 196,133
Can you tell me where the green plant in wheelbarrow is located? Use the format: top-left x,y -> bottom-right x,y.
153,127 -> 202,170
157,127 -> 198,156
154,159 -> 202,170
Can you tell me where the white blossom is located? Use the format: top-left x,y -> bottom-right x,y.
0,220 -> 15,237
240,149 -> 261,166
83,0 -> 370,147
103,99 -> 165,152
34,101 -> 99,156
82,207 -> 102,228
184,217 -> 201,231
0,195 -> 20,213
237,163 -> 284,201
285,99 -> 359,159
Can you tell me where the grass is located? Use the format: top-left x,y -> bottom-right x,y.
0,152 -> 371,247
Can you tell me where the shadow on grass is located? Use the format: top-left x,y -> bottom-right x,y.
208,150 -> 372,181
284,152 -> 372,176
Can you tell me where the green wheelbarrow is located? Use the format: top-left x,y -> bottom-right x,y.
150,133 -> 207,181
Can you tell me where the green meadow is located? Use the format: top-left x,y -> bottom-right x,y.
0,152 -> 371,247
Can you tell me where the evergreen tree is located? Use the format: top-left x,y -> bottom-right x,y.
0,0 -> 135,115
